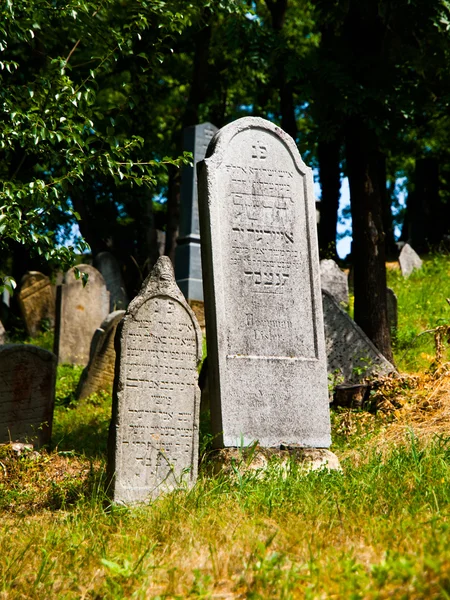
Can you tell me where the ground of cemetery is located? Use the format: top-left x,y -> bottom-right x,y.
2,255 -> 450,599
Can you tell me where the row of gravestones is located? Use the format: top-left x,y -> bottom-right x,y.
0,118 -> 424,504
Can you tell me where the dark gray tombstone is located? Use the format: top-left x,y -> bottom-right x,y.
54,265 -> 110,366
76,310 -> 125,401
175,122 -> 218,301
386,287 -> 398,334
198,117 -> 331,449
0,345 -> 56,447
18,271 -> 55,337
107,257 -> 202,504
94,252 -> 128,311
322,290 -> 395,383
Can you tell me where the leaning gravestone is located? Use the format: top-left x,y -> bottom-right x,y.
175,122 -> 218,301
18,271 -> 55,337
94,252 -> 128,311
76,310 -> 125,401
322,290 -> 395,382
198,117 -> 331,448
399,243 -> 423,277
0,345 -> 56,447
54,265 -> 110,366
107,256 -> 202,504
320,259 -> 349,306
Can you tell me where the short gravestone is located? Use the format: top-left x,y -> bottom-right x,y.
0,345 -> 56,447
94,252 -> 128,311
322,290 -> 395,383
107,256 -> 202,504
18,271 -> 55,337
320,259 -> 349,306
386,287 -> 398,334
54,265 -> 110,366
76,310 -> 125,401
198,116 -> 331,448
399,243 -> 422,277
175,122 -> 218,301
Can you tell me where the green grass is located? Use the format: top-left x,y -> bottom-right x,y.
2,254 -> 450,598
388,253 -> 450,371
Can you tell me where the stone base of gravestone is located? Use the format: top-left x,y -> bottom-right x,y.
205,446 -> 341,477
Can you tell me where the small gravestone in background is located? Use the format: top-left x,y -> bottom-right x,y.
76,310 -> 125,401
54,265 -> 110,366
175,122 -> 218,302
320,259 -> 349,306
0,345 -> 56,447
198,117 -> 331,449
0,320 -> 7,345
322,290 -> 395,383
18,272 -> 55,337
399,243 -> 423,277
94,252 -> 128,311
386,287 -> 398,334
107,256 -> 202,504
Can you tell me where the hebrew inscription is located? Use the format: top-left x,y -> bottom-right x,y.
108,257 -> 202,504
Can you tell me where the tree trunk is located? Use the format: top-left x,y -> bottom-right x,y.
345,116 -> 393,362
378,152 -> 396,259
406,157 -> 440,252
317,138 -> 341,259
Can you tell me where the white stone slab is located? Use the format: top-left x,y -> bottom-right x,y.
198,117 -> 331,448
107,257 -> 202,504
320,259 -> 349,306
399,243 -> 422,277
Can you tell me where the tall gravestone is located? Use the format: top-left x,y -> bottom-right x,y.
54,265 -> 110,366
107,257 -> 202,504
198,117 -> 331,448
18,271 -> 55,337
320,259 -> 349,306
175,122 -> 218,301
94,252 -> 129,311
76,310 -> 125,401
0,345 -> 56,447
399,243 -> 423,277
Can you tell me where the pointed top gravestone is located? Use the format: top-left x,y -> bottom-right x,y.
399,243 -> 422,277
94,252 -> 128,311
198,117 -> 331,448
18,271 -> 55,337
175,122 -> 218,301
107,256 -> 202,504
54,265 -> 110,366
320,259 -> 349,306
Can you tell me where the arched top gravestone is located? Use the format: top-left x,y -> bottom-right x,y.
54,265 -> 110,366
107,256 -> 202,504
18,271 -> 55,337
198,117 -> 331,448
0,344 -> 56,447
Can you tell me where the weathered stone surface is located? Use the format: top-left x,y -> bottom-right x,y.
94,252 -> 128,311
107,256 -> 202,504
18,272 -> 55,337
0,344 -> 56,447
323,290 -> 395,382
386,287 -> 398,333
0,320 -> 7,345
399,243 -> 423,277
76,310 -> 125,401
198,116 -> 331,448
207,447 -> 341,477
54,265 -> 110,366
175,122 -> 218,301
320,259 -> 349,306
